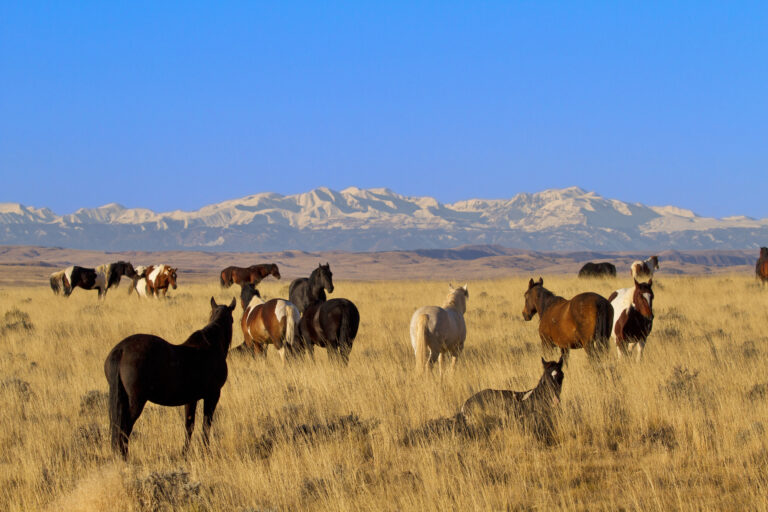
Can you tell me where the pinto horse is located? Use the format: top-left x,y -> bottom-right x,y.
609,280 -> 654,360
631,256 -> 659,282
410,284 -> 468,374
220,264 -> 281,288
234,283 -> 300,363
297,297 -> 360,365
131,264 -> 178,298
757,247 -> 768,284
522,278 -> 613,362
104,297 -> 236,458
289,263 -> 334,313
49,261 -> 137,299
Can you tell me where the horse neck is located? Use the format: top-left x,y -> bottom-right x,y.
442,294 -> 466,314
534,288 -> 562,314
309,274 -> 326,297
533,374 -> 560,402
196,315 -> 233,353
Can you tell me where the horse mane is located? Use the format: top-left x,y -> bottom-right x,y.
442,287 -> 467,312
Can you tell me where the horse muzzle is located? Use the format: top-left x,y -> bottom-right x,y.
522,311 -> 533,321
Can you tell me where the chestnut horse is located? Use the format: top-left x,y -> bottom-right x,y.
104,297 -> 236,458
608,279 -> 654,360
220,264 -> 281,288
757,247 -> 768,284
235,283 -> 300,363
522,278 -> 613,362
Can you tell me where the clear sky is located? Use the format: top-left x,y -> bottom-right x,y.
1,2 -> 767,218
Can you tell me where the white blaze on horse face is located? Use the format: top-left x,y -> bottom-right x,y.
643,293 -> 652,305
551,370 -> 558,378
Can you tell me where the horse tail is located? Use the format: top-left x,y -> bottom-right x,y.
49,272 -> 61,295
105,347 -> 130,456
285,303 -> 298,350
594,299 -> 614,351
337,301 -> 359,365
414,313 -> 429,374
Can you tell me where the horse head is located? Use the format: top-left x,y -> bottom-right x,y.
540,356 -> 565,404
314,263 -> 334,294
271,264 -> 281,280
168,267 -> 178,289
761,247 -> 768,258
522,277 -> 544,320
632,279 -> 654,320
446,283 -> 469,313
650,255 -> 660,270
209,296 -> 237,320
240,282 -> 262,309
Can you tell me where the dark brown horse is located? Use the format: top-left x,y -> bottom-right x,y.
522,277 -> 613,362
220,264 -> 281,288
757,247 -> 768,284
104,297 -> 236,458
289,263 -> 334,313
297,298 -> 359,365
608,279 -> 654,360
234,283 -> 300,363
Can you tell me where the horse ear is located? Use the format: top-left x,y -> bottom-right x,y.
210,296 -> 217,309
557,355 -> 564,367
229,298 -> 236,310
541,356 -> 546,366
528,278 -> 535,289
648,278 -> 653,286
462,283 -> 468,291
537,277 -> 543,285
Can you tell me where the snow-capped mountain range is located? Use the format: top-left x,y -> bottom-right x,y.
1,186 -> 767,252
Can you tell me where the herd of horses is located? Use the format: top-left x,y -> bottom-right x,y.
48,247 -> 768,456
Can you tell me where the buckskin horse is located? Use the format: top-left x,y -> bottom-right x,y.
522,277 -> 613,362
289,263 -> 334,313
220,264 -> 281,288
235,283 -> 300,363
410,284 -> 469,375
608,279 -> 654,360
104,297 -> 236,458
49,261 -> 137,299
757,247 -> 768,284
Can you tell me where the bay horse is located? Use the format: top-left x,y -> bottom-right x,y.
578,262 -> 617,278
220,264 -> 281,288
296,297 -> 360,365
631,256 -> 659,282
461,357 -> 564,434
289,263 -> 334,313
410,284 -> 468,374
522,277 -> 613,362
131,264 -> 177,298
757,247 -> 768,284
104,297 -> 236,458
609,279 -> 654,360
49,261 -> 137,299
235,283 -> 300,363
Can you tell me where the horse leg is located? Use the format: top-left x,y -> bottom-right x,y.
277,344 -> 287,364
183,401 -> 197,454
427,348 -> 440,373
117,396 -> 145,459
635,341 -> 645,362
560,348 -> 570,366
202,391 -> 221,449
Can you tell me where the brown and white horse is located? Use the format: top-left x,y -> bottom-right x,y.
608,280 -> 654,360
631,256 -> 659,282
522,278 -> 613,363
131,264 -> 177,298
235,283 -> 300,363
756,247 -> 768,284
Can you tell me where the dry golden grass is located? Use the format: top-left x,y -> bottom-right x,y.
1,275 -> 768,511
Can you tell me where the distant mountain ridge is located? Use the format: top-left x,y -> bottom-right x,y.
1,186 -> 767,251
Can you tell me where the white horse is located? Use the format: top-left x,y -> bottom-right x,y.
410,284 -> 468,375
631,256 -> 659,282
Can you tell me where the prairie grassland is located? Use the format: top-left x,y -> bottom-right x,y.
1,275 -> 768,511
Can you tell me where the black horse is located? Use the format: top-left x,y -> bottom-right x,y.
577,262 -> 617,278
289,263 -> 334,313
106,261 -> 138,290
104,297 -> 236,458
297,298 -> 360,365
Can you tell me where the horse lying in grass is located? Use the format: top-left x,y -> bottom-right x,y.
104,297 -> 236,458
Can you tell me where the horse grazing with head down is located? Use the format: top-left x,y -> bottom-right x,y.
410,284 -> 468,375
523,278 -> 613,362
609,279 -> 654,360
234,283 -> 300,363
104,297 -> 236,459
296,297 -> 360,365
220,264 -> 281,288
131,264 -> 177,298
757,247 -> 768,284
49,261 -> 137,299
289,263 -> 334,313
578,262 -> 617,278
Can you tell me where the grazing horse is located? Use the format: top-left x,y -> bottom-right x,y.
609,280 -> 654,360
461,357 -> 564,434
578,262 -> 617,278
235,283 -> 300,363
104,297 -> 236,458
756,247 -> 768,284
631,255 -> 659,282
297,297 -> 360,365
289,263 -> 334,313
50,263 -> 134,299
135,264 -> 178,298
522,277 -> 613,362
220,264 -> 281,288
410,284 -> 469,374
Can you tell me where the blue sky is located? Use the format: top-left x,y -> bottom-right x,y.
1,2 -> 766,218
